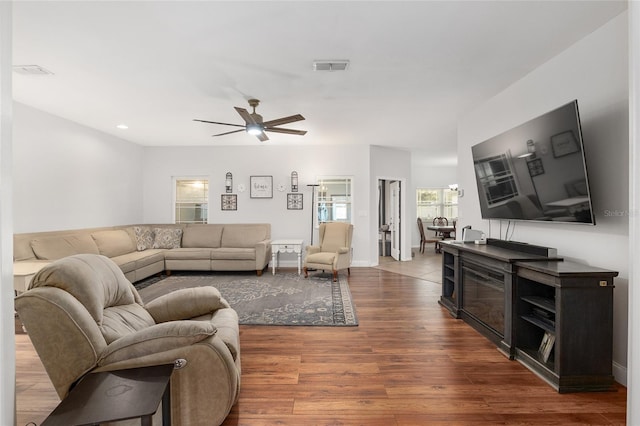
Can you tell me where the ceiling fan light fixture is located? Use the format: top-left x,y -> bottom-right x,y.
246,124 -> 263,135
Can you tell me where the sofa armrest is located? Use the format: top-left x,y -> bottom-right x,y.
98,320 -> 216,366
254,239 -> 271,269
338,247 -> 349,254
146,287 -> 229,323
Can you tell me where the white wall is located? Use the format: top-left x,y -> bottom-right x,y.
458,12 -> 629,383
142,144 -> 373,266
628,2 -> 639,422
370,145 -> 412,261
0,3 -> 14,425
12,103 -> 144,233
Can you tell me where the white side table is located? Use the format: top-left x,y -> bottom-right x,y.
13,261 -> 49,295
271,239 -> 304,275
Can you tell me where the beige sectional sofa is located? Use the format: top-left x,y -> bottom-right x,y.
13,223 -> 272,288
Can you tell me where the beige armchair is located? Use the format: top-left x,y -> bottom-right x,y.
15,254 -> 240,426
304,222 -> 353,282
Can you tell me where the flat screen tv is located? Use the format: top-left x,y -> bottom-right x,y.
471,100 -> 595,225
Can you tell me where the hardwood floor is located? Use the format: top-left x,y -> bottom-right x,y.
16,264 -> 627,425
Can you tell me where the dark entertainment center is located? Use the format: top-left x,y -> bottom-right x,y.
439,238 -> 618,393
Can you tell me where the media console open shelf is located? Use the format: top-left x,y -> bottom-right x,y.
439,239 -> 617,393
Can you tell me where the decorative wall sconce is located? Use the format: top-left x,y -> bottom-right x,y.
291,171 -> 299,192
517,139 -> 537,159
225,172 -> 233,193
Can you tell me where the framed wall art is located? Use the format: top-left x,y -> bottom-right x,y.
550,130 -> 579,158
250,175 -> 273,198
221,194 -> 237,211
526,158 -> 545,177
287,193 -> 303,210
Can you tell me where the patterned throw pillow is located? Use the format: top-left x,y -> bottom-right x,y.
133,226 -> 154,251
152,228 -> 183,249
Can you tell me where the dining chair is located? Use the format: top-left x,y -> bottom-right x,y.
432,217 -> 449,239
417,218 -> 440,254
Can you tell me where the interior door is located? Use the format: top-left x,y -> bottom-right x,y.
390,181 -> 401,260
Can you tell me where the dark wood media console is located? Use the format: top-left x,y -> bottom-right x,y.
439,239 -> 617,393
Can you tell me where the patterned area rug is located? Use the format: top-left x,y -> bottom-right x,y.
136,271 -> 358,326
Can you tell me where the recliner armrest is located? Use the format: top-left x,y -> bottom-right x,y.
98,320 -> 216,366
146,287 -> 229,323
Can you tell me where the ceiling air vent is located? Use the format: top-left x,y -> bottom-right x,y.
12,65 -> 54,75
313,60 -> 349,72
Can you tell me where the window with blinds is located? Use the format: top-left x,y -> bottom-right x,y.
316,177 -> 353,224
417,188 -> 458,220
175,178 -> 209,224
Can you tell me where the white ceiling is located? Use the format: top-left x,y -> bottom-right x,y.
12,1 -> 627,167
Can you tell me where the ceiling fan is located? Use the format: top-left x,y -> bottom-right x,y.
194,99 -> 307,142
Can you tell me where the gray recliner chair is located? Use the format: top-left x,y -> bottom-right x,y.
15,253 -> 241,426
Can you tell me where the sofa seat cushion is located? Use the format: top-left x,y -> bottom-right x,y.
110,250 -> 166,273
134,250 -> 166,268
31,234 -> 100,260
182,225 -> 224,249
211,248 -> 255,261
305,252 -> 336,266
164,248 -> 212,260
92,230 -> 136,258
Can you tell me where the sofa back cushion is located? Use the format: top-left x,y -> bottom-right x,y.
221,224 -> 270,248
31,234 -> 100,260
182,225 -> 224,248
92,230 -> 136,258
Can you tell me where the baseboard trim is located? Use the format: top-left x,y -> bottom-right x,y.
613,361 -> 627,387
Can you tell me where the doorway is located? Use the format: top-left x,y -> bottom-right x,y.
378,179 -> 401,261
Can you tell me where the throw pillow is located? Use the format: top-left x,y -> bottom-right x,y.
133,226 -> 154,251
152,228 -> 183,249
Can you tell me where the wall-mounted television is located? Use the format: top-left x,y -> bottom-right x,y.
471,100 -> 595,225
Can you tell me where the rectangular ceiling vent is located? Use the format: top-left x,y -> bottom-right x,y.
12,65 -> 54,75
313,60 -> 349,72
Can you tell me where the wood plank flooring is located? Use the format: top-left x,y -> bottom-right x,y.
16,266 -> 627,425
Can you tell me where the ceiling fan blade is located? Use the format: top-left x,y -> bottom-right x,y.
265,127 -> 307,136
213,129 -> 245,137
234,107 -> 257,125
263,114 -> 305,128
256,132 -> 269,142
193,119 -> 245,128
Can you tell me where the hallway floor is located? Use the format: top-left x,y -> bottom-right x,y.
375,242 -> 442,283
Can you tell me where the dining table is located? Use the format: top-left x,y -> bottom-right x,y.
426,225 -> 456,240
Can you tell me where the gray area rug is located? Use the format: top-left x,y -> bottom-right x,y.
137,271 -> 358,326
